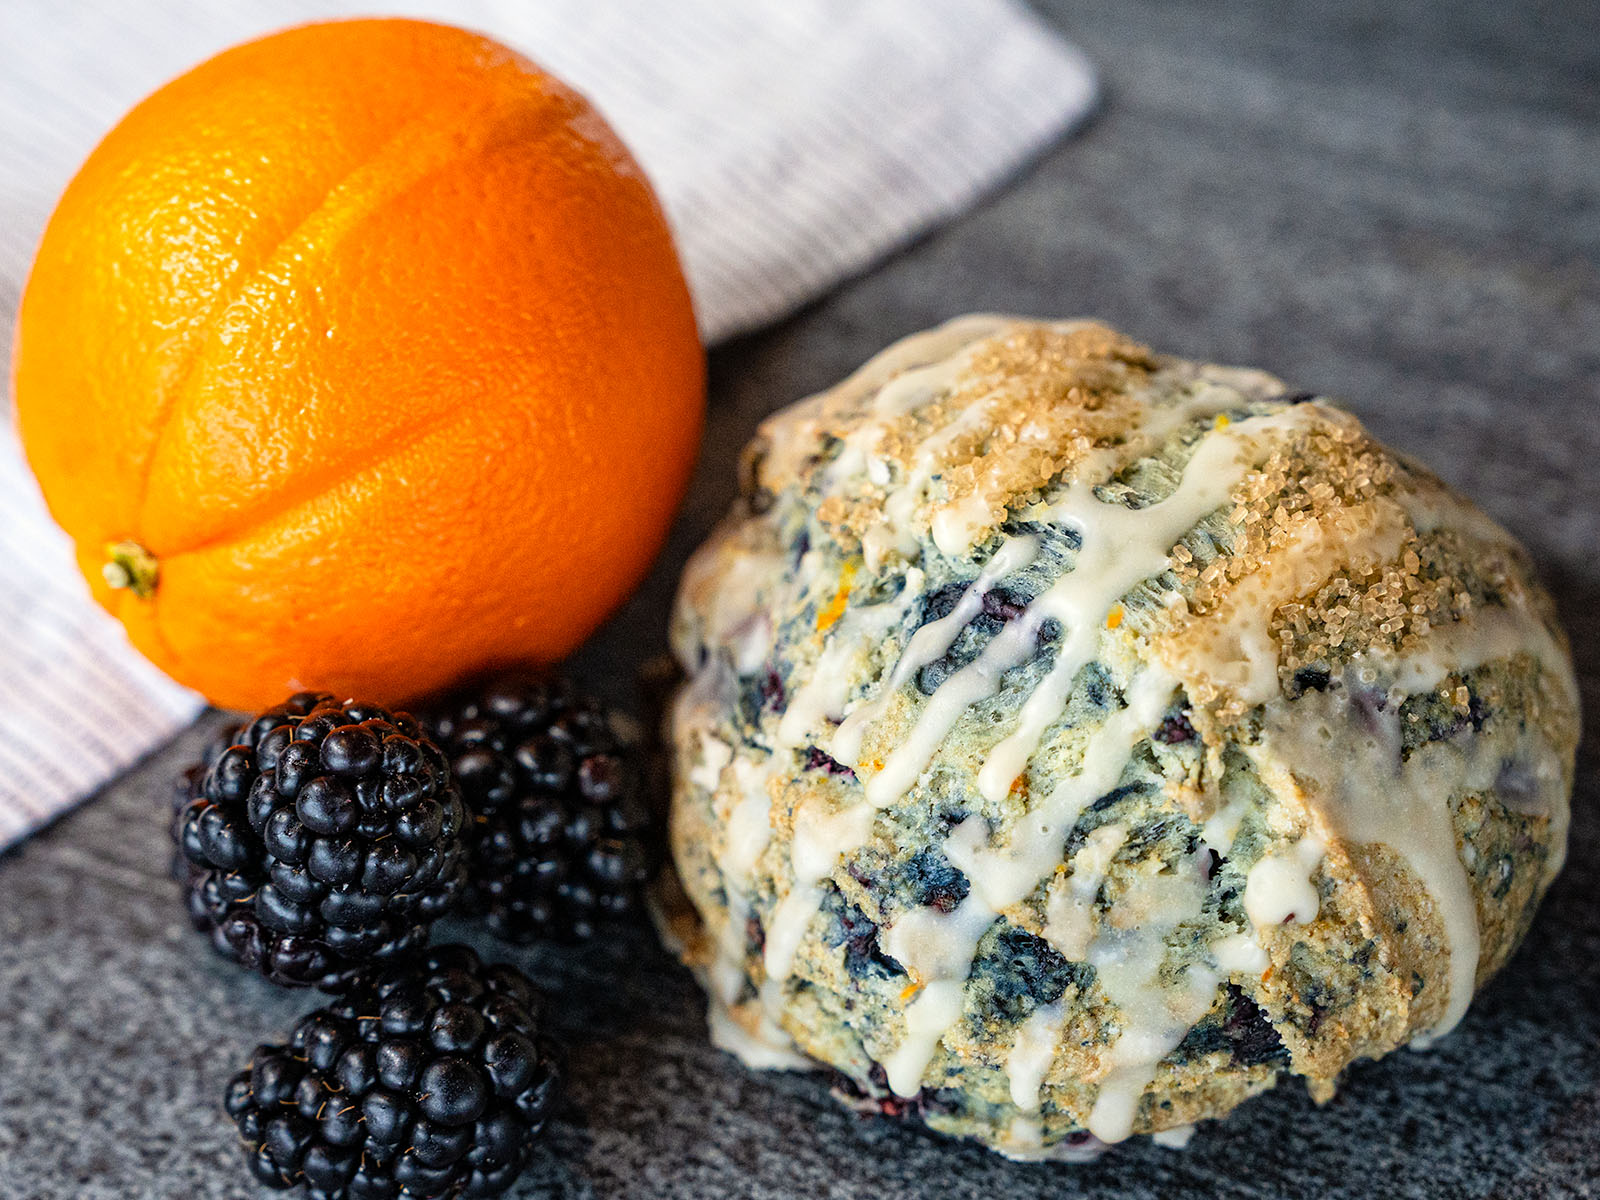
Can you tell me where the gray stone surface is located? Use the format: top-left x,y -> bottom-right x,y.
2,0 -> 1598,1196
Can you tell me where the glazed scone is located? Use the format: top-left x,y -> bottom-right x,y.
661,317 -> 1579,1159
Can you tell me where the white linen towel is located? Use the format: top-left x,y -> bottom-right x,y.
0,0 -> 1095,846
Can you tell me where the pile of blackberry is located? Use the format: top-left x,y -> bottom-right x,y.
176,693 -> 469,990
172,673 -> 654,1195
227,945 -> 561,1200
428,674 -> 653,943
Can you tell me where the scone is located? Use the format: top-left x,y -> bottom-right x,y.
660,316 -> 1579,1159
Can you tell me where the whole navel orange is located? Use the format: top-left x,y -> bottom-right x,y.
12,18 -> 704,712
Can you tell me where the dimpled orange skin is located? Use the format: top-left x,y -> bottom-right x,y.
12,19 -> 705,711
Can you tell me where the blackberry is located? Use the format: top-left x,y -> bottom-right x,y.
171,720 -> 244,885
428,673 -> 652,944
226,945 -> 561,1199
829,1063 -> 959,1123
176,693 -> 469,990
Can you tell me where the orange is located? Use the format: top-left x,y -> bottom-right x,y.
12,18 -> 704,711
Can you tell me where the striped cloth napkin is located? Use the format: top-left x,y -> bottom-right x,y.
0,0 -> 1096,847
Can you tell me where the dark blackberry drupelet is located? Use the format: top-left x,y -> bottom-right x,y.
428,674 -> 653,944
226,944 -> 561,1199
176,692 -> 469,990
171,721 -> 240,885
829,1063 -> 959,1122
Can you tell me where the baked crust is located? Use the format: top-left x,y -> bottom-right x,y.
663,316 -> 1579,1157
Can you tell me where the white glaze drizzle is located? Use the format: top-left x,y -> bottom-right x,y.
1152,499 -> 1410,712
861,612 -> 1039,809
830,535 -> 1040,770
1069,826 -> 1216,1143
775,635 -> 862,750
887,391 -> 1005,562
950,669 -> 1179,910
763,799 -> 877,982
722,762 -> 775,889
1383,603 -> 1574,862
853,402 -> 1302,810
684,735 -> 812,1066
1400,485 -> 1520,549
697,549 -> 786,672
847,405 -> 1319,1104
687,731 -> 732,794
832,377 -> 1254,785
819,317 -> 1020,501
777,570 -> 922,748
1243,836 -> 1325,929
880,894 -> 1000,1095
1043,823 -> 1128,961
755,795 -> 879,1038
747,360 -> 1278,1082
1200,792 -> 1250,858
667,669 -> 743,1004
708,754 -> 781,1007
706,996 -> 814,1071
879,668 -> 1178,1099
832,315 -> 1115,566
757,540 -> 1034,1046
1377,600 -> 1575,714
932,380 -> 1257,560
1085,959 -> 1219,1143
976,405 -> 1323,806
1152,1124 -> 1196,1149
679,325 -> 1027,1053
846,315 -> 1021,409
1210,931 -> 1271,975
1250,602 -> 1575,1044
1006,1003 -> 1067,1112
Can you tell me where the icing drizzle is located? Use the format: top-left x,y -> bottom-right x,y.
670,317 -> 1578,1150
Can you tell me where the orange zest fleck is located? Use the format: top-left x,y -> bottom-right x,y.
1106,604 -> 1124,630
1214,413 -> 1232,429
899,981 -> 923,1002
816,560 -> 858,631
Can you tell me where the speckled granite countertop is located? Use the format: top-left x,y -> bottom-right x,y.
2,1 -> 1596,1196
